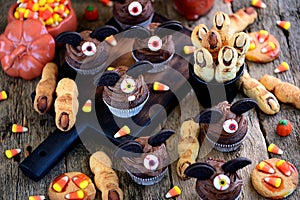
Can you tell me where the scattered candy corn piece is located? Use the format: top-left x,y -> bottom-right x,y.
12,124 -> 28,133
72,174 -> 91,189
261,42 -> 276,53
114,125 -> 130,138
29,195 -> 46,200
105,35 -> 117,46
264,176 -> 282,188
257,30 -> 269,43
249,37 -> 256,50
52,174 -> 69,193
256,161 -> 275,174
183,45 -> 195,55
65,190 -> 85,200
107,67 -> 115,71
268,143 -> 283,155
276,21 -> 291,31
0,90 -> 8,101
5,148 -> 21,159
100,0 -> 113,7
276,160 -> 291,176
165,186 -> 181,198
224,0 -> 233,3
82,99 -> 92,113
274,62 -> 289,73
153,81 -> 170,91
251,0 -> 266,8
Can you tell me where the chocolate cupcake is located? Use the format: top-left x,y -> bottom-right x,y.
112,0 -> 155,29
197,98 -> 257,152
98,61 -> 153,118
56,25 -> 118,74
184,157 -> 252,200
124,21 -> 182,73
115,130 -> 175,185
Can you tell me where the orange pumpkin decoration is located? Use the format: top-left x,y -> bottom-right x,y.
0,19 -> 55,80
276,119 -> 292,137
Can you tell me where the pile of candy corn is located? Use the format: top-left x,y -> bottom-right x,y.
14,0 -> 70,27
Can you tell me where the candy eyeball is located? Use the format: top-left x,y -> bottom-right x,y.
81,41 -> 97,56
223,119 -> 239,134
120,78 -> 136,93
148,36 -> 162,51
128,1 -> 143,16
143,154 -> 159,171
213,174 -> 231,191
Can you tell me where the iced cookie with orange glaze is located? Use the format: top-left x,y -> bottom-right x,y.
252,158 -> 298,199
48,172 -> 96,200
246,30 -> 280,63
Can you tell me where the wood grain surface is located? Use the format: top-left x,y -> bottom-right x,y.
0,0 -> 299,199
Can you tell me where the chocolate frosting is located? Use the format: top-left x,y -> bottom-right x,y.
196,158 -> 243,200
202,101 -> 248,145
122,137 -> 169,178
65,30 -> 109,70
133,23 -> 175,63
113,0 -> 154,25
102,66 -> 149,109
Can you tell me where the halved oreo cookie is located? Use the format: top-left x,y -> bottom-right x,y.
230,98 -> 257,116
155,20 -> 183,38
184,162 -> 216,180
114,140 -> 144,158
90,25 -> 119,41
56,31 -> 83,47
196,108 -> 223,124
221,157 -> 252,173
122,26 -> 151,39
97,71 -> 121,86
148,129 -> 175,147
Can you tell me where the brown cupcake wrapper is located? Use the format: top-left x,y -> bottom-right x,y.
125,167 -> 168,186
205,134 -> 246,152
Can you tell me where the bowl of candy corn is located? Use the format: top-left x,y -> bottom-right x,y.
8,0 -> 77,38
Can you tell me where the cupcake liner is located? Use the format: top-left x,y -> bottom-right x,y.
103,94 -> 149,118
67,61 -> 106,75
125,167 -> 168,186
205,134 -> 246,152
114,13 -> 154,30
199,190 -> 241,200
132,51 -> 174,73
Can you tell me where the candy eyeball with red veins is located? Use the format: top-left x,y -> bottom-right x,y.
121,78 -> 136,93
213,174 -> 231,191
81,41 -> 97,56
148,36 -> 163,51
223,119 -> 238,133
128,1 -> 143,16
144,154 -> 159,171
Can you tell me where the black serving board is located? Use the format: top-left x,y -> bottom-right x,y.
19,13 -> 194,181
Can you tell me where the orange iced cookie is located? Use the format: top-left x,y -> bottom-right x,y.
252,158 -> 298,199
246,30 -> 280,63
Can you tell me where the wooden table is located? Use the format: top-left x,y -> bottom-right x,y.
0,0 -> 299,199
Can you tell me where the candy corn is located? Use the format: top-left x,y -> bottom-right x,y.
12,124 -> 28,133
153,81 -> 170,91
183,45 -> 195,55
268,143 -> 283,155
256,161 -> 275,174
52,174 -> 69,192
274,62 -> 289,73
249,37 -> 256,50
105,35 -> 117,46
264,176 -> 282,188
276,21 -> 291,31
65,190 -> 85,200
0,90 -> 8,101
72,174 -> 91,189
82,99 -> 92,113
276,160 -> 291,176
100,0 -> 113,7
257,30 -> 269,43
28,195 -> 46,200
251,0 -> 266,8
165,186 -> 181,198
5,148 -> 21,159
261,42 -> 276,53
114,125 -> 130,138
